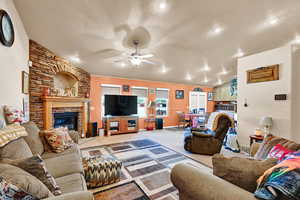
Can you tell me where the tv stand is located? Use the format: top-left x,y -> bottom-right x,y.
103,116 -> 139,136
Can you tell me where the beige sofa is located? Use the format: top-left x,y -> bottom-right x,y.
0,121 -> 93,200
171,136 -> 300,200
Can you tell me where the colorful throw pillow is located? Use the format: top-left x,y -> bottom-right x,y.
1,155 -> 62,196
254,134 -> 300,160
0,124 -> 28,148
44,128 -> 74,153
3,106 -> 24,124
267,144 -> 295,161
0,176 -> 38,200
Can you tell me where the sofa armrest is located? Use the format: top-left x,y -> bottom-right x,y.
192,131 -> 213,138
68,131 -> 80,144
171,164 -> 257,200
44,191 -> 93,200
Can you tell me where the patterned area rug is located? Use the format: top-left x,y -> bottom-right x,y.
81,139 -> 212,200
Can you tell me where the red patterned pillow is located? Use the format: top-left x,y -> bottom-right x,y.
3,106 -> 24,124
44,128 -> 74,153
267,144 -> 295,161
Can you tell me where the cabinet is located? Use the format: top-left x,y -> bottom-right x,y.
189,92 -> 207,112
103,116 -> 139,135
214,83 -> 237,101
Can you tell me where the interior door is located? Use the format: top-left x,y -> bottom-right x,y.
189,92 -> 207,112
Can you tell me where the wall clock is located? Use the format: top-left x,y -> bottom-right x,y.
0,9 -> 15,47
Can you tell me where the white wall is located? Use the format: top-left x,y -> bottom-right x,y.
0,0 -> 29,118
291,45 -> 300,143
237,45 -> 292,146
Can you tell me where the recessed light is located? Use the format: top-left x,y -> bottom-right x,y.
120,62 -> 126,68
203,77 -> 209,83
212,25 -> 223,35
220,68 -> 229,75
161,65 -> 168,73
201,64 -> 211,72
217,79 -> 223,85
269,16 -> 279,25
69,55 -> 81,63
235,49 -> 244,58
186,73 -> 192,81
159,1 -> 167,10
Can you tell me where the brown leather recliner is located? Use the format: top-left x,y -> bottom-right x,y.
184,114 -> 234,155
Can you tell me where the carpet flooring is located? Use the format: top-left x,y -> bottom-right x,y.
81,139 -> 212,200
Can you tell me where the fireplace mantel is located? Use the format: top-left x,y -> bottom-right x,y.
42,96 -> 89,137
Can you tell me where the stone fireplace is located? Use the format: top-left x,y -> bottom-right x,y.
53,112 -> 79,131
29,40 -> 90,137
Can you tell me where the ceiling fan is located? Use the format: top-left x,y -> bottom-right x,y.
113,40 -> 155,66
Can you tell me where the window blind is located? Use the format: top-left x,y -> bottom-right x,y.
156,89 -> 169,99
132,88 -> 148,98
101,86 -> 121,96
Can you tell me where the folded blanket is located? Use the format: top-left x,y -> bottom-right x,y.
255,152 -> 300,200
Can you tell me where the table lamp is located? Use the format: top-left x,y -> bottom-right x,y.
260,116 -> 273,135
148,101 -> 156,117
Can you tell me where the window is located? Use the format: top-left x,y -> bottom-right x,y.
101,85 -> 121,116
132,87 -> 148,118
156,88 -> 169,117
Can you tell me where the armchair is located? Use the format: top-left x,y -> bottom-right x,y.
184,112 -> 234,155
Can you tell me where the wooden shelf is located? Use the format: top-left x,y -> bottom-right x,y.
103,116 -> 139,136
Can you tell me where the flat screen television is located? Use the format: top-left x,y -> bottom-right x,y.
104,95 -> 138,116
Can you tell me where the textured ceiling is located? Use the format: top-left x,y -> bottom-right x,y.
13,0 -> 300,86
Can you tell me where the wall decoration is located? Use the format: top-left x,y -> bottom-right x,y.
175,90 -> 184,99
230,78 -> 237,96
149,88 -> 155,94
23,96 -> 30,122
208,92 -> 214,101
247,65 -> 279,84
0,9 -> 15,47
22,71 -> 29,94
122,85 -> 130,92
193,88 -> 203,92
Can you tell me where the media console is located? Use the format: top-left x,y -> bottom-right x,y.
103,115 -> 139,136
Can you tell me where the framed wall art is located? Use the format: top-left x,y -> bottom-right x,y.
22,71 -> 29,94
175,90 -> 184,99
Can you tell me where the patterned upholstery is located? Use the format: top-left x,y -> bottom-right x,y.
0,124 -> 28,147
83,155 -> 122,189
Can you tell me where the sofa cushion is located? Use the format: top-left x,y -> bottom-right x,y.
3,105 -> 24,124
0,176 -> 38,200
1,155 -> 62,196
254,134 -> 300,160
44,152 -> 83,178
0,124 -> 28,148
41,144 -> 81,160
55,174 -> 87,194
22,121 -> 44,155
0,163 -> 53,199
212,154 -> 277,193
0,138 -> 33,159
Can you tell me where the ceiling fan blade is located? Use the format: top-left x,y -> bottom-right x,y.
142,59 -> 156,65
139,54 -> 154,58
94,48 -> 124,59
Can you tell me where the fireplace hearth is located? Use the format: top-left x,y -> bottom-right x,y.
53,112 -> 79,131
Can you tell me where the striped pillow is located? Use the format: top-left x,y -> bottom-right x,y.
0,124 -> 28,147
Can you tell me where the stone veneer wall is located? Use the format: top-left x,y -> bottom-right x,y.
29,40 -> 90,129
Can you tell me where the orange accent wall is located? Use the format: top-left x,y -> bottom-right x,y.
90,75 -> 215,129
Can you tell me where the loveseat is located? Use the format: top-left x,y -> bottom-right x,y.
0,121 -> 93,200
171,135 -> 300,200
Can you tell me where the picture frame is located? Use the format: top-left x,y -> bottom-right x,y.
208,92 -> 214,101
22,71 -> 29,94
122,85 -> 130,92
175,90 -> 184,99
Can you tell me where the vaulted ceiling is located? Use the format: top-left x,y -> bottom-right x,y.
14,0 -> 300,86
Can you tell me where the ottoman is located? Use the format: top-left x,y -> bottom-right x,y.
83,155 -> 122,189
